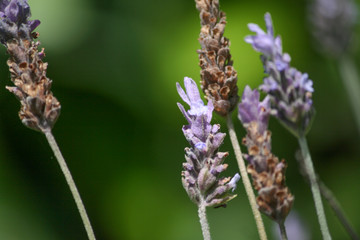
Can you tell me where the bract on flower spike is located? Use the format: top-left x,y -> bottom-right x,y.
238,86 -> 294,225
245,13 -> 315,137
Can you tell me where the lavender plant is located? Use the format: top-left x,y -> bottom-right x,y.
193,1 -> 267,238
308,0 -> 360,138
238,86 -> 294,240
177,77 -> 240,240
0,1 -> 95,239
308,0 -> 357,58
245,13 -> 331,239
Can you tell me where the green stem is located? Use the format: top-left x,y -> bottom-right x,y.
226,115 -> 268,240
318,180 -> 359,240
298,136 -> 331,240
44,130 -> 96,240
338,55 -> 360,136
198,201 -> 211,240
296,149 -> 358,240
279,222 -> 288,240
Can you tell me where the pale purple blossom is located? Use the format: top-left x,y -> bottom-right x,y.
177,77 -> 240,207
238,86 -> 271,135
245,13 -> 315,137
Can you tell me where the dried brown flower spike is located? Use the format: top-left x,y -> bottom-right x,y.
6,39 -> 61,132
0,2 -> 95,239
195,0 -> 239,116
238,86 -> 294,225
245,122 -> 294,223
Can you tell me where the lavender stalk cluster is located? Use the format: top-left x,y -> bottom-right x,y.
0,0 -> 60,132
238,86 -> 293,224
177,77 -> 240,208
245,13 -> 314,137
308,0 -> 358,58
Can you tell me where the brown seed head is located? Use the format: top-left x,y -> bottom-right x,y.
243,122 -> 294,223
195,0 -> 239,116
5,39 -> 61,132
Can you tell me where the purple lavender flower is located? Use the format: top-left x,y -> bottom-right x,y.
245,13 -> 315,137
177,77 -> 240,207
0,0 -> 40,43
238,85 -> 271,135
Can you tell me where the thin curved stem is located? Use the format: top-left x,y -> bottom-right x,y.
279,222 -> 288,240
318,180 -> 359,240
298,136 -> 331,240
226,115 -> 268,240
296,149 -> 358,240
338,55 -> 360,136
198,202 -> 211,240
44,130 -> 96,240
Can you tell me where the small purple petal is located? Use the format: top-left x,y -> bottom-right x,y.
28,19 -> 40,32
176,82 -> 191,106
177,77 -> 209,117
228,173 -> 241,192
4,1 -> 19,22
212,132 -> 226,149
195,142 -> 207,151
238,85 -> 271,134
210,165 -> 227,175
184,77 -> 203,107
252,35 -> 275,57
283,53 -> 291,63
211,124 -> 220,134
248,23 -> 266,35
205,99 -> 214,124
275,58 -> 288,71
264,12 -> 274,36
244,35 -> 254,44
261,77 -> 279,92
177,102 -> 191,124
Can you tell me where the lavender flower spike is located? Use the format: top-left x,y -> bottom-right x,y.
0,0 -> 60,132
0,0 -> 40,43
177,77 -> 240,208
0,2 -> 96,239
238,86 -> 294,225
195,0 -> 239,116
246,14 -> 332,239
245,13 -> 315,137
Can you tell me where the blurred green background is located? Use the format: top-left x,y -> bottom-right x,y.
0,0 -> 359,239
